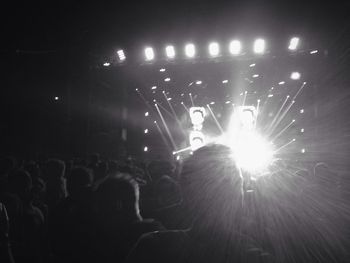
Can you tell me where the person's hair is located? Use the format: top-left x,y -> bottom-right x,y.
95,173 -> 140,220
44,159 -> 66,179
180,144 -> 243,228
7,169 -> 33,200
66,166 -> 93,196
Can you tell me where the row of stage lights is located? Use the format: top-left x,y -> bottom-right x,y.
104,37 -> 305,66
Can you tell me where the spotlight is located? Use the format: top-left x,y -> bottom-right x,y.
165,45 -> 175,59
159,68 -> 166,72
290,72 -> 301,80
209,42 -> 220,56
151,86 -> 157,90
226,106 -> 274,173
189,107 -> 206,126
189,130 -> 205,151
301,128 -> 304,133
103,62 -> 110,67
253,74 -> 259,78
222,80 -> 228,84
288,37 -> 299,50
185,43 -> 195,58
145,112 -> 149,117
167,97 -> 172,101
229,40 -> 241,55
253,39 -> 265,54
210,101 -> 215,105
195,80 -> 202,85
268,94 -> 274,98
300,109 -> 304,114
144,129 -> 148,134
164,78 -> 171,82
54,96 -> 59,101
145,47 -> 154,61
144,146 -> 148,152
117,49 -> 126,61
310,50 -> 318,54
278,81 -> 285,85
301,148 -> 306,153
249,63 -> 256,67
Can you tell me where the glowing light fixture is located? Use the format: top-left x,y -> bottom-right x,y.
165,45 -> 175,58
145,112 -> 149,117
222,80 -> 228,84
144,129 -> 148,134
229,40 -> 241,55
254,39 -> 265,54
288,37 -> 299,50
144,146 -> 148,152
117,50 -> 126,61
185,43 -> 196,58
290,72 -> 301,80
209,42 -> 220,56
145,47 -> 154,61
195,80 -> 202,85
164,77 -> 171,82
103,62 -> 110,67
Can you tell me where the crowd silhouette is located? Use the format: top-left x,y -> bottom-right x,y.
0,145 -> 349,263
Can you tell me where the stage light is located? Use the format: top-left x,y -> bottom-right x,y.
300,109 -> 304,113
268,94 -> 273,98
166,45 -> 175,58
185,43 -> 195,58
145,112 -> 149,117
229,40 -> 241,55
253,39 -> 265,54
253,74 -> 259,78
189,130 -> 205,151
189,107 -> 206,126
54,96 -> 59,101
310,50 -> 318,54
278,81 -> 285,85
117,49 -> 126,61
144,146 -> 148,152
210,101 -> 215,105
225,100 -> 231,104
226,106 -> 274,173
222,80 -> 228,84
176,155 -> 180,161
167,97 -> 172,101
159,68 -> 166,72
164,78 -> 171,82
103,62 -> 110,67
301,128 -> 304,133
145,47 -> 154,61
301,148 -> 306,153
209,42 -> 220,56
144,129 -> 148,134
195,80 -> 202,85
151,86 -> 157,90
290,72 -> 301,80
249,63 -> 256,67
288,37 -> 299,50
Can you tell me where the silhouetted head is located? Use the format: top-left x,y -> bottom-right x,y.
67,167 -> 93,197
7,169 -> 32,201
180,144 -> 243,230
0,156 -> 16,176
95,173 -> 141,222
44,159 -> 66,180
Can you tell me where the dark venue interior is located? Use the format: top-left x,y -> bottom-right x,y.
0,1 -> 349,263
